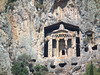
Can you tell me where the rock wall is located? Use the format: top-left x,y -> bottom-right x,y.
0,45 -> 11,75
0,0 -> 100,74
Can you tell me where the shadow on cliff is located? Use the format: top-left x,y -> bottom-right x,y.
50,0 -> 69,13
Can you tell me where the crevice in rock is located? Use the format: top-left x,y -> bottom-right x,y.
50,65 -> 56,69
52,0 -> 69,13
85,47 -> 88,52
92,45 -> 97,50
30,59 -> 36,62
71,62 -> 77,65
59,63 -> 66,67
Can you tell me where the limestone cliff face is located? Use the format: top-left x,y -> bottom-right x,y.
0,0 -> 100,74
0,0 -> 7,12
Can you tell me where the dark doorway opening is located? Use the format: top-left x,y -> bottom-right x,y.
85,47 -> 88,52
52,39 -> 56,56
67,39 -> 72,49
76,37 -> 80,57
62,50 -> 65,55
44,41 -> 48,57
59,39 -> 65,51
52,39 -> 56,48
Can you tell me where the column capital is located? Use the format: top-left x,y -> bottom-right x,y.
56,38 -> 59,41
64,38 -> 68,41
56,38 -> 59,57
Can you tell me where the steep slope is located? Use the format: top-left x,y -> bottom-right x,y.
0,0 -> 100,74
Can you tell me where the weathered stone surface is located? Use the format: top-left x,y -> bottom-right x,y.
0,0 -> 7,12
0,44 -> 11,75
0,0 -> 100,74
72,65 -> 81,73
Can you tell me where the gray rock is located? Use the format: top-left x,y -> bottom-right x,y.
72,66 -> 81,73
0,45 -> 11,75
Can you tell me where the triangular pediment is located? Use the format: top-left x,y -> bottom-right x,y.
52,24 -> 69,33
44,21 -> 79,37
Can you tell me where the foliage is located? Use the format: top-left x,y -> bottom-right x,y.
8,0 -> 17,4
11,54 -> 31,75
84,62 -> 94,75
11,62 -> 28,75
17,53 -> 31,65
5,0 -> 17,12
35,0 -> 44,10
97,67 -> 100,73
84,62 -> 100,75
87,36 -> 93,41
90,62 -> 94,75
33,65 -> 48,75
83,36 -> 93,44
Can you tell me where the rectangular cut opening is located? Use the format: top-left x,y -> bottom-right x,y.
76,37 -> 80,57
87,33 -> 93,41
86,31 -> 94,43
44,41 -> 48,57
59,39 -> 65,50
59,39 -> 65,56
85,47 -> 88,52
67,39 -> 72,49
52,39 -> 56,56
53,39 -> 56,48
62,50 -> 65,55
87,34 -> 92,37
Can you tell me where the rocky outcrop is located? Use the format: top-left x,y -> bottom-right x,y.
0,45 -> 11,75
0,12 -> 11,75
0,0 -> 7,12
0,0 -> 100,74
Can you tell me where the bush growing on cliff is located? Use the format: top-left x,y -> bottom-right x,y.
33,65 -> 48,75
5,0 -> 17,12
84,62 -> 100,75
17,53 -> 31,65
8,0 -> 17,4
11,54 -> 31,75
11,62 -> 28,75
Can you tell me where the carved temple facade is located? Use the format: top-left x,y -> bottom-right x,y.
44,22 -> 80,59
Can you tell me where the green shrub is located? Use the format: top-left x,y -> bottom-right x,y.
97,67 -> 100,73
5,0 -> 17,12
84,62 -> 100,75
17,54 -> 31,65
11,54 -> 31,75
11,62 -> 28,75
35,0 -> 44,10
8,0 -> 17,4
33,65 -> 48,75
84,62 -> 94,75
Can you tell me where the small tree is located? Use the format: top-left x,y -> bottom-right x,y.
89,62 -> 94,75
11,54 -> 31,75
11,62 -> 28,75
17,53 -> 31,65
33,65 -> 48,75
84,62 -> 94,75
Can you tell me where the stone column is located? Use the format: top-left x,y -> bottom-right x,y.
48,40 -> 50,58
48,37 -> 52,57
56,39 -> 59,57
73,37 -> 76,57
51,38 -> 52,57
64,38 -> 67,56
